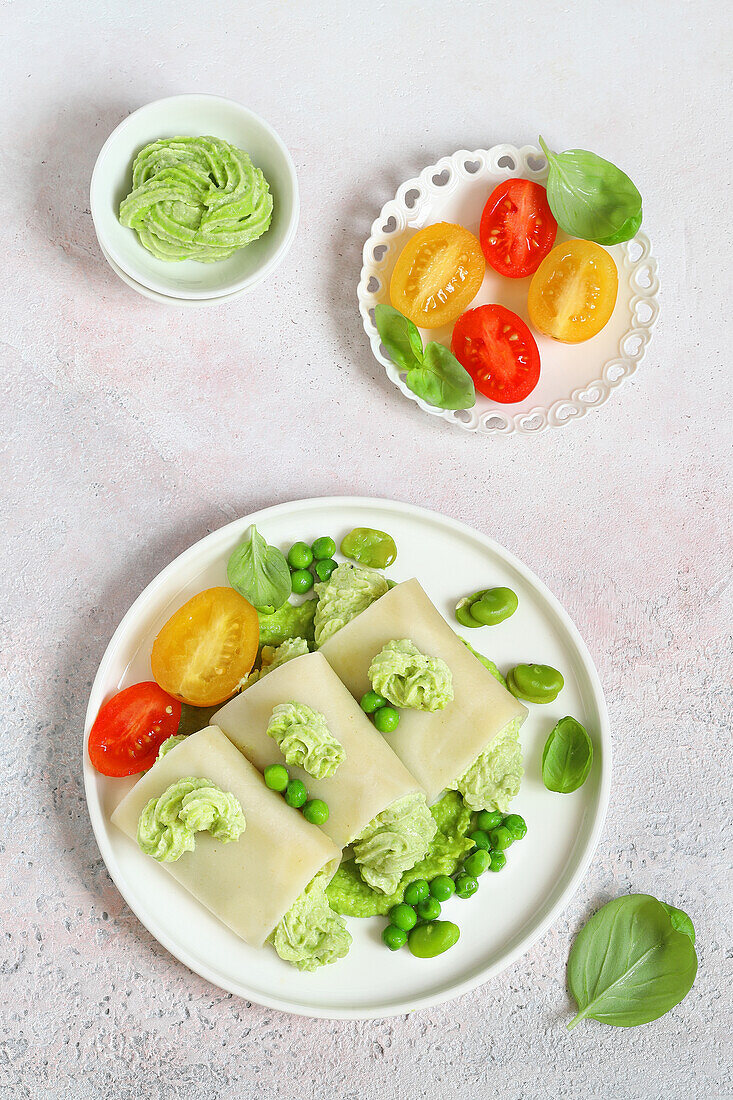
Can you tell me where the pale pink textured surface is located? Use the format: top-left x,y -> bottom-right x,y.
1,1 -> 731,1098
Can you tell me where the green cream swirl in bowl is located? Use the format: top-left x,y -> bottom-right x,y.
119,136 -> 273,263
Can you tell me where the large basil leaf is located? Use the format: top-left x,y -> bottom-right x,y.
227,525 -> 292,614
567,894 -> 698,1029
405,342 -> 475,410
539,137 -> 642,245
541,716 -> 593,793
374,304 -> 424,371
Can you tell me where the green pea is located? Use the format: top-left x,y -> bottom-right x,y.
408,920 -> 460,958
476,809 -> 503,832
503,813 -> 527,840
403,879 -> 429,906
463,849 -> 490,877
506,663 -> 564,703
382,924 -> 407,951
284,779 -> 308,808
469,587 -> 518,627
263,764 -> 289,792
389,903 -> 418,932
455,874 -> 479,899
314,558 -> 337,582
489,826 -> 513,851
311,536 -> 336,561
360,690 -> 387,714
302,798 -> 329,825
416,897 -> 441,922
290,568 -> 314,595
489,850 -> 507,872
468,829 -> 490,851
373,706 -> 399,733
287,542 -> 313,570
429,875 -> 455,902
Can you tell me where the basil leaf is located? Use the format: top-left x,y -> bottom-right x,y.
567,894 -> 698,1029
661,903 -> 696,945
539,136 -> 642,244
227,525 -> 292,614
541,716 -> 593,793
405,342 -> 476,410
374,304 -> 424,371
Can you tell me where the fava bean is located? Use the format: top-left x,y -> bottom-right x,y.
341,528 -> 397,569
455,587 -> 518,629
408,920 -> 460,958
507,663 -> 564,703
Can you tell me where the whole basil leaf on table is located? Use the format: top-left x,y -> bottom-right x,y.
541,716 -> 593,793
567,894 -> 698,1029
538,137 -> 643,245
227,525 -> 292,614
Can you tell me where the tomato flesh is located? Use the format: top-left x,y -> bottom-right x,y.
451,304 -> 540,403
390,222 -> 485,329
151,586 -> 258,707
528,239 -> 618,342
480,179 -> 557,278
88,681 -> 181,776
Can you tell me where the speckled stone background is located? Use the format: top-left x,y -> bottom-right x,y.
1,1 -> 731,1097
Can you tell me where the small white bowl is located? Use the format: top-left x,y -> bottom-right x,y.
90,94 -> 299,301
98,240 -> 250,308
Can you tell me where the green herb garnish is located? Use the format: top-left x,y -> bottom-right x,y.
567,894 -> 698,1029
541,716 -> 593,793
227,525 -> 292,614
539,137 -> 642,246
375,304 -> 475,411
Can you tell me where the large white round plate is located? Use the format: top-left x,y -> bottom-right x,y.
84,497 -> 611,1019
358,144 -> 659,435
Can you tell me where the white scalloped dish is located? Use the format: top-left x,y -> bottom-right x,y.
358,144 -> 659,435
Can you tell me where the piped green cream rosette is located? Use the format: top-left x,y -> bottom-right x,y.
137,777 -> 246,862
266,701 -> 345,780
119,136 -> 273,263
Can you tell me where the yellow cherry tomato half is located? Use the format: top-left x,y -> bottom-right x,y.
527,239 -> 618,343
151,586 -> 259,707
390,222 -> 485,330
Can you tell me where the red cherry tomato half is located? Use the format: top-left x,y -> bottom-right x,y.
480,179 -> 557,278
87,682 -> 182,776
451,304 -> 541,404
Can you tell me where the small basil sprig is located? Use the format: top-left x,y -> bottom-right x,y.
539,137 -> 642,245
227,525 -> 292,614
567,894 -> 698,1029
541,716 -> 593,793
375,304 -> 475,411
